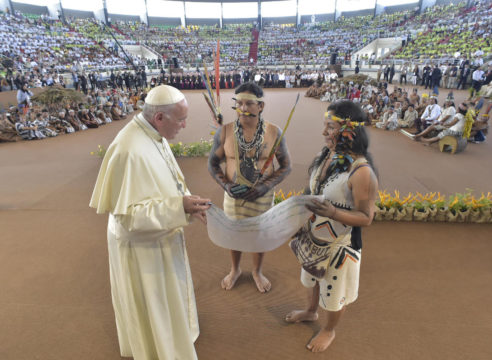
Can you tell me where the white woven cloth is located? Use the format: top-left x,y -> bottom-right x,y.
206,195 -> 323,252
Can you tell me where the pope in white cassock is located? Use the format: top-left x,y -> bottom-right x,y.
90,85 -> 211,360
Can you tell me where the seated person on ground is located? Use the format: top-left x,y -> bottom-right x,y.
375,105 -> 398,130
414,98 -> 456,140
398,104 -> 418,128
419,103 -> 468,145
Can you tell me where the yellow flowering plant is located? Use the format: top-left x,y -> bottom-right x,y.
431,192 -> 446,209
90,144 -> 106,158
375,190 -> 491,219
274,189 -> 304,205
169,139 -> 213,157
472,192 -> 492,209
447,193 -> 469,214
377,190 -> 393,210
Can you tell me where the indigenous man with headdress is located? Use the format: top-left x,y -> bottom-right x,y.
208,82 -> 292,292
90,85 -> 211,360
286,100 -> 378,353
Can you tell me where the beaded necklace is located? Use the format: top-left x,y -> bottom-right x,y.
234,117 -> 265,180
234,117 -> 265,153
313,152 -> 354,195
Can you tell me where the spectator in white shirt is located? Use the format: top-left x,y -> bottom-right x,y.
471,67 -> 485,97
414,98 -> 455,139
420,103 -> 469,145
417,97 -> 441,132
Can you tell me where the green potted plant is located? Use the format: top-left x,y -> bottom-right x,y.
469,192 -> 492,223
412,192 -> 431,221
431,192 -> 447,222
447,192 -> 470,222
393,191 -> 413,221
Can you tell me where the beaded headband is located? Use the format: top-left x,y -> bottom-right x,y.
233,93 -> 263,102
324,112 -> 363,145
324,112 -> 363,128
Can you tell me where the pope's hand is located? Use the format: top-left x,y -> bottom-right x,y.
183,195 -> 211,216
191,211 -> 207,225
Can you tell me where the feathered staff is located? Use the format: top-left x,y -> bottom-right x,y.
201,61 -> 221,128
202,60 -> 216,108
240,93 -> 300,205
201,40 -> 223,128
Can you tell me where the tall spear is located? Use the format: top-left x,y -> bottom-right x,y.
214,39 -> 221,109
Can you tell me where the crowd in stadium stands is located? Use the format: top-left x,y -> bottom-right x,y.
372,58 -> 491,95
391,1 -> 492,60
112,22 -> 252,68
143,67 -> 344,90
1,1 -> 491,87
257,9 -> 416,66
0,3 -> 490,92
0,12 -> 129,73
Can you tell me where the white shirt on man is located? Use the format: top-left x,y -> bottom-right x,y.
421,103 -> 442,124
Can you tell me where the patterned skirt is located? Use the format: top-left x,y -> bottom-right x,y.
223,190 -> 274,220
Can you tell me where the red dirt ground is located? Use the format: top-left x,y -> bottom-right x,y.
1,88 -> 491,360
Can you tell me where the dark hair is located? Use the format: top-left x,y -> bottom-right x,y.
309,100 -> 378,179
235,82 -> 264,99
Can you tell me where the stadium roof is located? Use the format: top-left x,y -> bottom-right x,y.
166,0 -> 285,2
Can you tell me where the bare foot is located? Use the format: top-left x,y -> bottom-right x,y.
307,329 -> 336,353
285,310 -> 318,323
221,269 -> 242,290
252,270 -> 271,293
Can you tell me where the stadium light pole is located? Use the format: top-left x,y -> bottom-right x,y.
296,0 -> 299,27
102,0 -> 109,25
57,0 -> 66,23
6,0 -> 13,14
220,2 -> 223,29
143,0 -> 149,26
258,0 -> 262,29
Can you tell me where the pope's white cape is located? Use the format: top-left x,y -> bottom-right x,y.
206,195 -> 323,252
89,113 -> 199,360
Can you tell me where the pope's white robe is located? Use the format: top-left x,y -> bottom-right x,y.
90,113 -> 199,360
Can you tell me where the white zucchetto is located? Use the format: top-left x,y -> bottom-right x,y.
145,85 -> 185,105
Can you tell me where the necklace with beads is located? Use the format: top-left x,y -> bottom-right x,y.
234,117 -> 265,180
